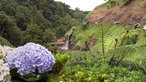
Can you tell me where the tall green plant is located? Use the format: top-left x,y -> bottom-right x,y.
107,45 -> 146,73
101,24 -> 105,56
53,53 -> 69,74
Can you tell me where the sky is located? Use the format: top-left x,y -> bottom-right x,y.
54,0 -> 107,11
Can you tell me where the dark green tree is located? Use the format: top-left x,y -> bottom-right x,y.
43,29 -> 57,43
21,23 -> 43,44
33,11 -> 51,31
0,0 -> 87,47
0,13 -> 22,46
15,6 -> 32,30
0,13 -> 14,36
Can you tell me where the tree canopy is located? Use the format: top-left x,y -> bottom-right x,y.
0,0 -> 88,49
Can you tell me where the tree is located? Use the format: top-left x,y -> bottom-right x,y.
15,6 -> 32,30
6,26 -> 22,46
21,23 -> 44,44
0,13 -> 23,46
33,11 -> 51,31
0,13 -> 14,36
43,29 -> 57,43
0,0 -> 87,47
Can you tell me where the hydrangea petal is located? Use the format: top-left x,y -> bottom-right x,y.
6,42 -> 55,76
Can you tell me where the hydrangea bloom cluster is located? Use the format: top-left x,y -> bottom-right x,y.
0,59 -> 11,82
0,45 -> 13,58
6,42 -> 55,76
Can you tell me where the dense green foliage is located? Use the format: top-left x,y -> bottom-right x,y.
59,63 -> 142,82
0,0 -> 88,48
51,50 -> 143,82
1,0 -> 146,82
0,36 -> 12,46
71,23 -> 146,52
107,45 -> 146,72
10,51 -> 143,82
66,22 -> 146,81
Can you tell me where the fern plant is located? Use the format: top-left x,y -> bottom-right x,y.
106,45 -> 146,73
135,38 -> 146,46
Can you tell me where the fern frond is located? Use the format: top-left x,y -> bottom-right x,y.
106,45 -> 146,73
136,38 -> 146,46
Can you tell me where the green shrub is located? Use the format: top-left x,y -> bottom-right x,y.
0,36 -> 12,46
123,34 -> 138,45
52,53 -> 69,74
59,63 -> 142,82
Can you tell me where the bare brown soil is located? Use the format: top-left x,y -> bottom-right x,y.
85,0 -> 146,25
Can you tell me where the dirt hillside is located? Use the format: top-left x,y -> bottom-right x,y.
85,0 -> 146,25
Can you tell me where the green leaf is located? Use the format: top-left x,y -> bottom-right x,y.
106,45 -> 146,73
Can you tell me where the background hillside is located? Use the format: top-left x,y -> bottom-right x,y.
0,0 -> 88,49
85,0 -> 146,25
70,0 -> 146,51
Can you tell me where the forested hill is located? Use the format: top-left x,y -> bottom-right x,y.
0,0 -> 88,47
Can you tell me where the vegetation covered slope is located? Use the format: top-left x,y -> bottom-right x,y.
70,0 -> 146,52
0,36 -> 12,46
59,23 -> 146,81
68,0 -> 146,78
71,24 -> 146,52
0,0 -> 88,48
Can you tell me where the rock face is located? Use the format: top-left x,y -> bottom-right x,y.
85,0 -> 146,25
54,27 -> 76,51
54,36 -> 70,50
54,37 -> 66,50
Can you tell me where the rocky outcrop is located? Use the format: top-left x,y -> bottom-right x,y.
85,0 -> 146,25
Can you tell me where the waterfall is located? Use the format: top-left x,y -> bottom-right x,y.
59,26 -> 75,50
60,35 -> 70,50
143,25 -> 146,30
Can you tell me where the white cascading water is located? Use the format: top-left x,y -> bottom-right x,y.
60,27 -> 75,50
143,25 -> 146,30
60,35 -> 70,50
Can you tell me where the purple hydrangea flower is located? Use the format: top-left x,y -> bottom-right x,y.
6,42 -> 55,76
